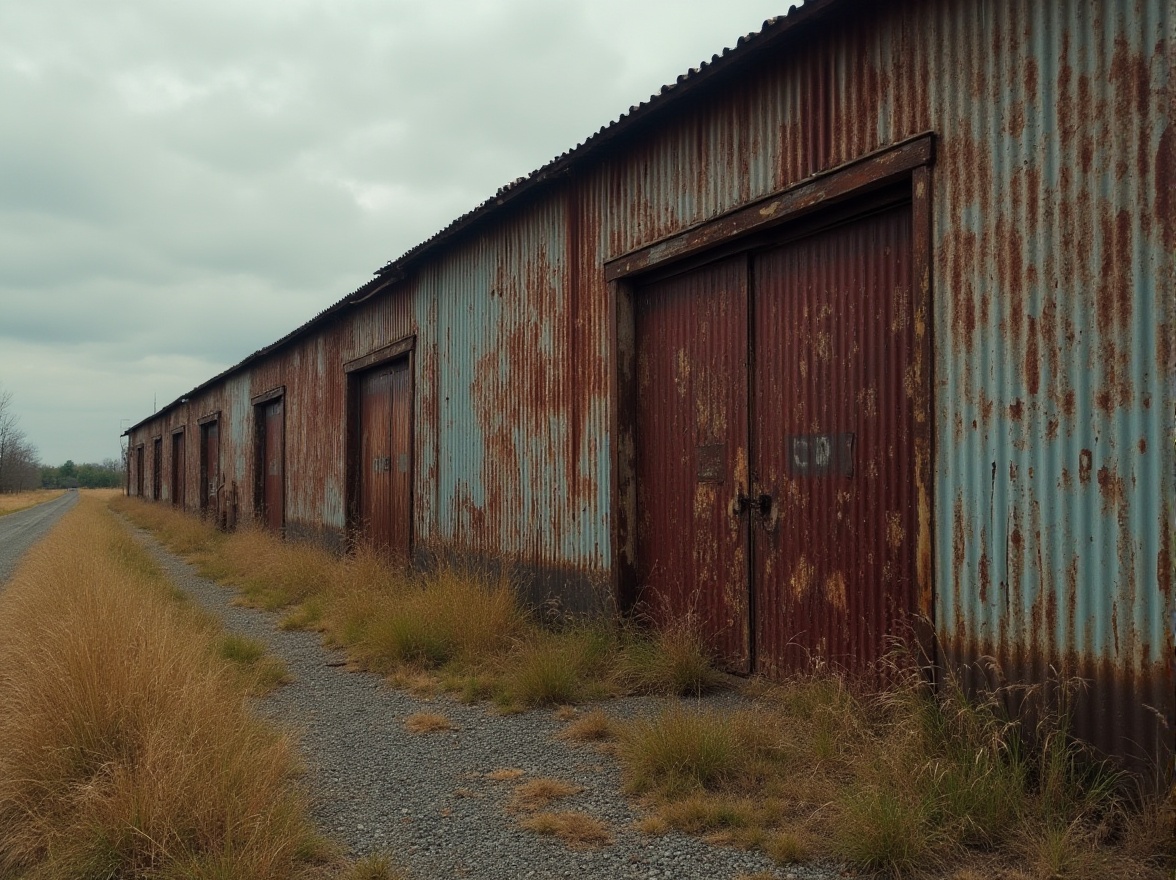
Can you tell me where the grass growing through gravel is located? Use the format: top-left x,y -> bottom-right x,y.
518,812 -> 613,849
111,497 -> 724,712
616,668 -> 1176,878
0,494 -> 334,878
404,712 -> 456,734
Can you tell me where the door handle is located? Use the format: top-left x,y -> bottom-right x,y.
733,492 -> 773,517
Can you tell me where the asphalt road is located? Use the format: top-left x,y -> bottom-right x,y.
0,490 -> 78,585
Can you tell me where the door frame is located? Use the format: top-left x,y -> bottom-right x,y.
251,385 -> 286,531
607,132 -> 936,666
198,410 -> 221,517
170,426 -> 186,509
344,334 -> 416,548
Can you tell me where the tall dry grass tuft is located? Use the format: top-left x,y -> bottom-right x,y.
0,496 -> 327,878
617,662 -> 1173,878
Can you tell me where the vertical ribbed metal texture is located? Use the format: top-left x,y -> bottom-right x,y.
752,205 -> 918,679
634,256 -> 751,671
924,0 -> 1172,772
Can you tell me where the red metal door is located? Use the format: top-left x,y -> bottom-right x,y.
201,421 -> 219,514
152,438 -> 162,500
359,367 -> 393,549
388,360 -> 413,559
171,431 -> 185,508
262,399 -> 285,531
751,205 -> 916,677
357,360 -> 413,559
635,256 -> 751,672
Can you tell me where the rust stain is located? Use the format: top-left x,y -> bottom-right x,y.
824,571 -> 847,614
790,555 -> 815,602
1078,449 -> 1093,484
886,510 -> 904,550
1137,438 -> 1146,454
1096,464 -> 1125,513
978,549 -> 990,605
1008,398 -> 1024,421
1024,315 -> 1040,395
1156,124 -> 1175,249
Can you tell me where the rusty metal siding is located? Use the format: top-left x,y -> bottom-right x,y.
413,191 -> 612,593
923,0 -> 1173,769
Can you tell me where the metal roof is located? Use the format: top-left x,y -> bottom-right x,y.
127,0 -> 847,435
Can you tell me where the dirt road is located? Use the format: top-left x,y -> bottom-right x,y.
0,490 -> 78,584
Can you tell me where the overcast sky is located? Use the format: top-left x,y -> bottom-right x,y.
1,0 -> 790,466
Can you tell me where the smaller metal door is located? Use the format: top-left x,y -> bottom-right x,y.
152,437 -> 162,500
200,421 -> 220,514
136,446 -> 145,497
262,399 -> 285,531
356,359 -> 413,559
358,367 -> 394,547
388,360 -> 413,558
171,431 -> 185,508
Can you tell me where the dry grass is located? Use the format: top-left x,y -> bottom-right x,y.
519,811 -> 613,848
217,632 -> 291,694
0,488 -> 65,515
0,495 -> 330,878
114,498 -> 729,715
485,768 -> 526,782
510,778 -> 583,811
340,853 -> 408,880
559,708 -> 616,743
616,668 -> 1175,878
634,815 -> 669,835
404,712 -> 456,734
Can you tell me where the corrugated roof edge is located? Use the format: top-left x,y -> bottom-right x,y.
125,0 -> 843,436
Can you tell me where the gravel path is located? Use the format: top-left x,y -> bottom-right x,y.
128,525 -> 841,880
0,491 -> 78,585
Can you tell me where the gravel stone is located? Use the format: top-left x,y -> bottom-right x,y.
129,525 -> 844,880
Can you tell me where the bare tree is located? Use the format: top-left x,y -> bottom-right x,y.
0,386 -> 40,493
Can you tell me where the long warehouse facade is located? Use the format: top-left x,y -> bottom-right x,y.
126,0 -> 1173,776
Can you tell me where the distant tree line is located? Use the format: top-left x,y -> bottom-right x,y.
41,459 -> 125,490
0,386 -> 40,493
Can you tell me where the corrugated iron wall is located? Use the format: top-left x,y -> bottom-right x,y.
126,0 -> 1171,768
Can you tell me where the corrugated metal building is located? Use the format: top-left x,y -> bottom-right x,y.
126,0 -> 1173,776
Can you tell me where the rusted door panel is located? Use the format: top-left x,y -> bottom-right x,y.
136,446 -> 144,497
357,360 -> 413,559
359,367 -> 394,550
635,256 -> 751,672
201,422 -> 219,514
751,205 -> 916,677
389,360 -> 413,559
171,432 -> 185,508
152,437 -> 162,501
263,399 -> 285,531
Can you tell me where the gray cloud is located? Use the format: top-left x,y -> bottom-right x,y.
0,0 -> 788,465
